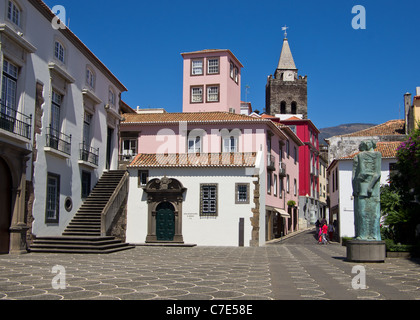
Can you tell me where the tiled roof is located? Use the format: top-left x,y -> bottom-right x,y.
122,112 -> 267,124
128,152 -> 257,168
340,141 -> 402,160
336,120 -> 405,138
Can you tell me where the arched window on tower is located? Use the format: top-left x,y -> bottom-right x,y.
291,101 -> 297,114
280,101 -> 286,114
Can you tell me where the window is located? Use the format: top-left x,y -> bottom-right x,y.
83,111 -> 92,147
279,178 -> 283,198
121,138 -> 137,159
273,175 -> 278,196
267,172 -> 272,194
191,86 -> 203,103
230,62 -> 234,78
191,59 -> 203,75
1,60 -> 18,115
50,90 -> 62,134
235,183 -> 250,204
294,178 -> 297,196
286,140 -> 290,158
81,171 -> 91,199
234,67 -> 238,83
294,146 -> 297,164
201,184 -> 217,217
207,58 -> 219,74
206,85 -> 219,102
138,170 -> 149,187
223,136 -> 238,153
54,41 -> 65,63
86,67 -> 95,89
286,174 -> 290,193
108,88 -> 116,106
45,173 -> 60,223
50,91 -> 62,135
188,136 -> 201,153
7,1 -> 21,27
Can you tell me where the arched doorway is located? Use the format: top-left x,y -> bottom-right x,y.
143,177 -> 186,243
0,158 -> 12,254
156,202 -> 175,241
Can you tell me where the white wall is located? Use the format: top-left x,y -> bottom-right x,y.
126,167 -> 258,247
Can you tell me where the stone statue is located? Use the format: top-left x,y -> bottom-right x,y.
352,140 -> 382,241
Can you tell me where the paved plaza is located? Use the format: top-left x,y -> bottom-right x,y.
0,229 -> 419,301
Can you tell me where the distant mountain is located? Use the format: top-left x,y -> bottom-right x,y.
318,123 -> 377,144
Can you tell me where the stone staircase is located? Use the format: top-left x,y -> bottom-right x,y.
30,170 -> 134,254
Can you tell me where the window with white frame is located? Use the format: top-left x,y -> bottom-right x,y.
191,86 -> 203,103
274,174 -> 278,196
207,58 -> 219,74
188,136 -> 201,153
235,183 -> 249,204
223,136 -> 238,153
267,172 -> 272,194
138,170 -> 149,187
191,59 -> 203,75
200,184 -> 218,217
294,178 -> 297,196
7,1 -> 21,27
45,173 -> 60,223
54,41 -> 65,63
86,67 -> 95,89
286,174 -> 290,193
206,85 -> 219,102
121,138 -> 137,159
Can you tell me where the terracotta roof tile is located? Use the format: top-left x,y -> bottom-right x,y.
336,120 -> 405,138
122,112 -> 267,124
128,152 -> 257,168
340,141 -> 401,160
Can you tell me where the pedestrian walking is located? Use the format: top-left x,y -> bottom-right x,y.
321,223 -> 328,244
328,222 -> 334,242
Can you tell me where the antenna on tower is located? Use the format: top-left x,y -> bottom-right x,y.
245,85 -> 250,102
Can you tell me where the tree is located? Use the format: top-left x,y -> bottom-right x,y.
388,123 -> 420,243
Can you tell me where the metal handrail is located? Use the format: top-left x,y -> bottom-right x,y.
0,101 -> 32,139
46,126 -> 72,155
79,143 -> 99,165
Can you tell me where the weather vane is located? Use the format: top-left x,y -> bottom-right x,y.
282,25 -> 289,39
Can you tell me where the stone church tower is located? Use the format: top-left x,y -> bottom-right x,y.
265,34 -> 308,119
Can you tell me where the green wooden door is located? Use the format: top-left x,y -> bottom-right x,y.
156,207 -> 175,241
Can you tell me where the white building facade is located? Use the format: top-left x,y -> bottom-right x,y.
0,0 -> 127,252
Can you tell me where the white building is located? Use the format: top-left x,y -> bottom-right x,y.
0,0 -> 127,253
126,153 -> 265,247
328,141 -> 400,239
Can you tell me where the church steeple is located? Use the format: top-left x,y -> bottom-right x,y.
266,29 -> 308,119
277,36 -> 297,71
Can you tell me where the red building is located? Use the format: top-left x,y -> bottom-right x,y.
279,117 -> 321,226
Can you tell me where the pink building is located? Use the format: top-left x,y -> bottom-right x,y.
181,50 -> 243,114
118,48 -> 303,246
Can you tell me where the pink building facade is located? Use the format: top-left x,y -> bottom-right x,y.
182,50 -> 243,114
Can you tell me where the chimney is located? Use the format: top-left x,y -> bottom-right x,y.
416,87 -> 420,96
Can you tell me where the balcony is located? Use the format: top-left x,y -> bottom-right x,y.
0,102 -> 32,140
279,161 -> 286,177
267,154 -> 275,171
45,127 -> 71,157
79,143 -> 99,167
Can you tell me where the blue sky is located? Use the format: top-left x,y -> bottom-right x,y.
42,0 -> 420,129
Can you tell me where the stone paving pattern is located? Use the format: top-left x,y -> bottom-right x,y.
0,230 -> 419,300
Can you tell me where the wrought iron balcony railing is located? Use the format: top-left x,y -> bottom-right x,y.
79,143 -> 99,166
46,127 -> 72,155
0,102 -> 32,140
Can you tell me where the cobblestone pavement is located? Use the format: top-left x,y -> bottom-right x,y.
0,230 -> 419,300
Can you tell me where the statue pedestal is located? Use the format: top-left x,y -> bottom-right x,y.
346,240 -> 386,263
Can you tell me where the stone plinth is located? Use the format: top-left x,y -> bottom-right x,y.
346,240 -> 386,263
